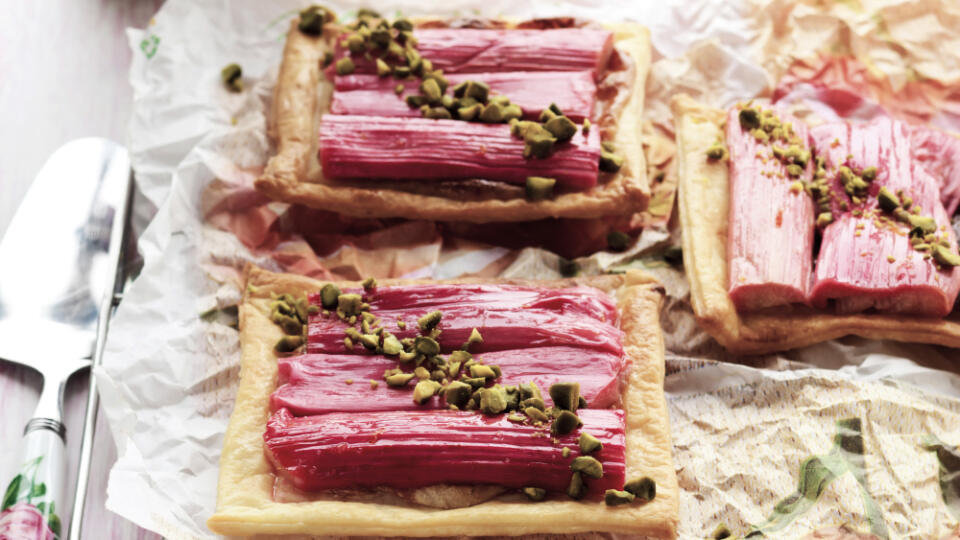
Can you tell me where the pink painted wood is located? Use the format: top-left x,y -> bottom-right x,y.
0,1 -> 164,538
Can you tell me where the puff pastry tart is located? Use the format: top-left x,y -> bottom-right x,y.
207,265 -> 678,538
672,93 -> 960,354
255,6 -> 652,223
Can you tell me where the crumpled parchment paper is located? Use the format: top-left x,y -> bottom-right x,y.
98,0 -> 960,538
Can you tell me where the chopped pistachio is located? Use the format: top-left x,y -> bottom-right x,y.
524,406 -> 549,423
221,63 -> 243,92
480,387 -> 508,414
738,107 -> 760,130
551,410 -> 582,436
561,447 -> 571,458
578,396 -> 588,409
507,413 -> 526,423
549,382 -> 581,411
440,94 -> 456,109
356,7 -> 381,18
785,164 -> 803,178
385,372 -> 415,387
443,381 -> 472,408
544,116 -> 577,142
523,487 -> 546,501
877,186 -> 900,212
420,78 -> 442,104
412,380 -> 441,404
414,336 -> 440,356
932,245 -> 960,267
705,143 -> 727,161
470,364 -> 497,379
335,57 -> 355,75
376,334 -> 400,355
567,472 -> 586,499
275,335 -> 303,352
454,103 -> 481,121
518,381 -> 542,401
448,350 -> 471,364
370,379 -> 379,389
393,65 -> 411,78
521,397 -> 546,411
570,456 -> 603,479
462,376 -> 487,389
273,314 -> 302,336
599,151 -> 623,173
322,51 -> 335,68
392,18 -> 414,31
343,337 -> 354,350
345,33 -> 365,53
397,349 -> 417,363
539,108 -> 558,123
861,166 -> 878,181
479,102 -> 507,123
298,5 -> 331,35
418,310 -> 442,332
458,80 -> 489,102
359,333 -> 380,350
582,118 -> 591,133
463,328 -> 483,350
816,212 -> 833,228
623,477 -> 656,501
548,102 -> 564,116
405,95 -> 426,108
370,58 -> 391,77
414,366 -> 431,380
318,284 -> 341,309
607,231 -> 631,251
423,106 -> 452,119
502,104 -> 523,123
579,432 -> 603,454
524,127 -> 557,158
604,489 -> 635,506
523,176 -> 556,202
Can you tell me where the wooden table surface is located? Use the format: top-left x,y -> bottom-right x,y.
1,1 -> 164,538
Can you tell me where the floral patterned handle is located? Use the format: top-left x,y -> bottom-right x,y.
0,423 -> 65,539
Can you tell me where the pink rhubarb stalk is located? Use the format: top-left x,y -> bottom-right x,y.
333,28 -> 614,78
308,283 -> 619,324
331,71 -> 596,121
307,304 -> 624,356
726,106 -> 816,310
909,125 -> 960,217
272,346 -> 625,415
809,117 -> 960,316
318,115 -> 601,189
264,408 -> 625,497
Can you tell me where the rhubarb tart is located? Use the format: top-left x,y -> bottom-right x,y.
207,266 -> 678,537
255,6 -> 651,222
672,93 -> 960,354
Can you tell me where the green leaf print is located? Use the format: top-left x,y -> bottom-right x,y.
1,474 -> 22,511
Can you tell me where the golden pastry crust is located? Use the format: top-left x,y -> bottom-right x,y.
672,93 -> 960,355
207,266 -> 678,538
254,19 -> 651,223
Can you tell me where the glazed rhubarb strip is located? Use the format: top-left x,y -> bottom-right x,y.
910,125 -> 960,217
271,346 -> 624,415
333,28 -> 614,78
265,408 -> 625,496
308,284 -> 619,324
726,106 -> 816,311
307,305 -> 624,355
319,115 -> 601,189
331,71 -> 596,121
809,118 -> 960,316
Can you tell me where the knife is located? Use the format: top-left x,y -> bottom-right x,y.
0,138 -> 131,539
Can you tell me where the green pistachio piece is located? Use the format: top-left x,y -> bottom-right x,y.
443,381 -> 473,408
221,63 -> 243,92
414,336 -> 440,356
462,377 -> 487,389
368,27 -> 390,48
933,244 -> 960,267
275,335 -> 303,353
307,304 -> 320,315
524,130 -> 557,159
441,94 -> 456,109
385,372 -> 415,387
423,106 -> 453,120
389,65 -> 409,79
785,164 -> 803,178
374,58 -> 392,77
570,456 -> 603,479
392,18 -> 414,31
910,215 -> 937,234
319,284 -> 341,309
448,350 -> 471,364
549,382 -> 581,411
606,230 -> 631,251
877,186 -> 900,212
335,57 -> 355,75
405,94 -> 426,108
861,166 -> 878,181
518,382 -> 542,401
705,143 -> 727,161
480,387 -> 508,414
604,489 -> 635,506
599,151 -> 624,173
479,102 -> 506,123
562,447 -> 571,458
582,118 -> 591,133
345,33 -> 365,54
523,487 -> 546,501
524,176 -> 556,201
551,410 -> 582,436
356,7 -> 381,18
503,104 -> 523,122
816,212 -> 833,228
548,103 -> 564,116
373,333 -> 398,356
750,128 -> 769,142
579,432 -> 603,454
624,477 -> 656,501
412,380 -> 441,404
337,293 -> 363,316
418,310 -> 442,332
322,51 -> 335,68
358,333 -> 380,350
294,298 -> 309,323
343,336 -> 354,350
738,107 -> 760,130
488,95 -> 510,107
420,78 -> 442,104
463,328 -> 483,350
503,385 -> 520,411
601,141 -> 617,153
298,5 -> 332,35
544,116 -> 578,142
524,406 -> 549,423
457,103 -> 483,121
510,120 -> 539,138
470,364 -> 497,379
274,314 -> 303,336
507,413 -> 526,423
413,367 -> 430,380
447,361 -> 461,377
567,472 -> 586,499
538,108 -> 558,123
521,396 -> 546,411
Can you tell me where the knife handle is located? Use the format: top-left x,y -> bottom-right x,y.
1,383 -> 68,539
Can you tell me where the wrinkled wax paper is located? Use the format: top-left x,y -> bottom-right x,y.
99,0 -> 960,538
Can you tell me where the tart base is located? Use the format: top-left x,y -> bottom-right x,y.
672,93 -> 960,355
254,19 -> 651,223
207,266 -> 678,538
